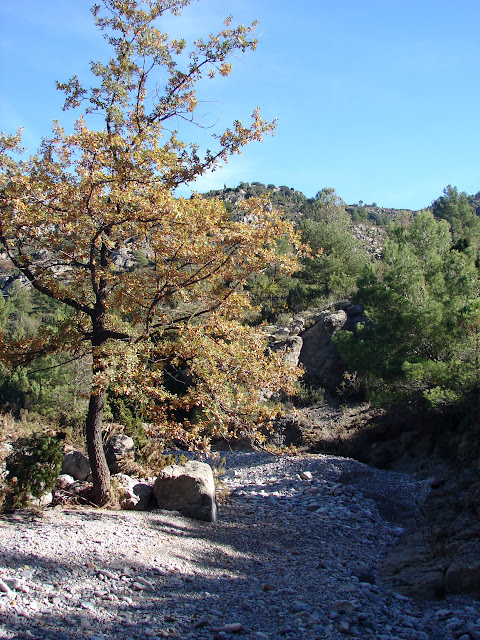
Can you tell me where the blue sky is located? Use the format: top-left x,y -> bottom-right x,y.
1,0 -> 479,209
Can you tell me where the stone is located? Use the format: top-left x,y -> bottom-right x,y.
291,601 -> 313,613
352,563 -> 376,585
299,309 -> 348,389
270,335 -> 303,367
132,481 -> 155,511
300,471 -> 313,481
218,623 -> 244,633
0,579 -> 12,595
153,460 -> 217,522
445,544 -> 480,596
1,450 -> 480,640
61,450 -> 91,481
112,474 -> 154,511
386,565 -> 446,601
113,474 -> 137,510
28,491 -> 53,507
3,578 -> 21,590
56,474 -> 75,489
104,435 -> 135,474
338,620 -> 350,634
333,600 -> 356,613
112,247 -> 135,269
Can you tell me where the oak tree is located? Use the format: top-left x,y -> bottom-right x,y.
0,0 -> 301,505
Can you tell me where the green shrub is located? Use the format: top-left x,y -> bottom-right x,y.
1,431 -> 64,512
0,368 -> 40,414
108,394 -> 148,451
292,381 -> 325,407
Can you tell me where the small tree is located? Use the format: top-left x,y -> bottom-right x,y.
0,0 -> 301,505
2,431 -> 64,512
298,188 -> 368,302
431,185 -> 480,251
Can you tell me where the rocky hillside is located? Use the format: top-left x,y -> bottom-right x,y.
203,183 -> 420,259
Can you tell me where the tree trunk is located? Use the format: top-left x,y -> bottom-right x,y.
86,388 -> 111,506
86,238 -> 113,506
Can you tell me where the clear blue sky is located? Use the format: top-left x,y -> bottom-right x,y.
1,0 -> 479,209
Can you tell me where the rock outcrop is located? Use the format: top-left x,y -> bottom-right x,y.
381,469 -> 480,600
299,309 -> 348,389
263,304 -> 365,393
269,334 -> 303,368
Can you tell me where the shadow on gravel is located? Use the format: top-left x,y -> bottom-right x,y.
0,484 -> 380,640
0,455 -> 430,640
0,518 -> 323,640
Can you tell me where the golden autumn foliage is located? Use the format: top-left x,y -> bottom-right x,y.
0,0 -> 302,505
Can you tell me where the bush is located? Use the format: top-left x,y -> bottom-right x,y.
1,431 -> 64,512
0,368 -> 40,414
108,394 -> 148,451
291,381 -> 325,408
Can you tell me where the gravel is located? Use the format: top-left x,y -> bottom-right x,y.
1,451 -> 479,640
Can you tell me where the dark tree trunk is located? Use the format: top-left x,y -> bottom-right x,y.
85,238 -> 114,506
86,387 -> 111,506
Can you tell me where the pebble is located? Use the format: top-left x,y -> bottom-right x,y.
218,622 -> 244,633
0,451 -> 479,640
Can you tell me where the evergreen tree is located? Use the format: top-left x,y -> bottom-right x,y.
431,185 -> 480,252
297,188 -> 368,302
335,211 -> 480,408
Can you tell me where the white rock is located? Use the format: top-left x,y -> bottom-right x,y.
56,474 -> 75,489
0,578 -> 12,594
300,471 -> 313,481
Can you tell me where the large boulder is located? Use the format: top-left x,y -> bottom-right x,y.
299,310 -> 348,389
444,542 -> 480,595
61,450 -> 91,481
153,460 -> 217,522
104,435 -> 135,474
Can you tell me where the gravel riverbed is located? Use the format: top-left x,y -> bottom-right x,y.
1,452 -> 479,640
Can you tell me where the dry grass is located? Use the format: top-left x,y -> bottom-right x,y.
0,412 -> 48,448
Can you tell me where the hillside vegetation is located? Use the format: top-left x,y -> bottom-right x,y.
2,182 -> 479,427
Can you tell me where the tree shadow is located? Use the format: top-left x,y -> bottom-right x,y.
0,456 -> 436,640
